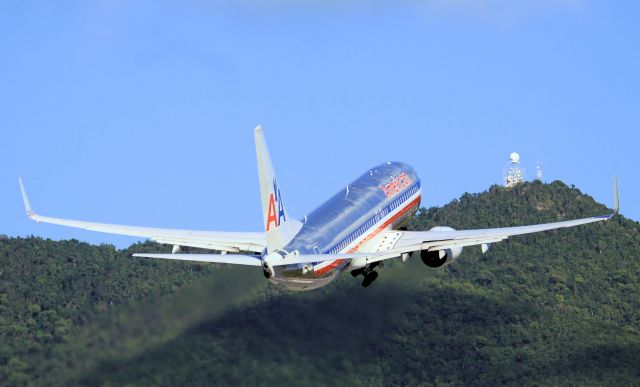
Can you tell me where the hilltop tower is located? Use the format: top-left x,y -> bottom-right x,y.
535,161 -> 543,182
503,152 -> 525,188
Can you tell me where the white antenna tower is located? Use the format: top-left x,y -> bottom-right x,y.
503,152 -> 525,188
535,161 -> 543,181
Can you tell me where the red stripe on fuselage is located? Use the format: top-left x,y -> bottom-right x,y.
313,194 -> 421,276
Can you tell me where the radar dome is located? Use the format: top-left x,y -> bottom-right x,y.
509,152 -> 520,163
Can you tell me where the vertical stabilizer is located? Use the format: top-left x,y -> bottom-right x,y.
254,126 -> 302,252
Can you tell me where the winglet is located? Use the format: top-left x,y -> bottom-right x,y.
613,176 -> 619,215
18,178 -> 36,219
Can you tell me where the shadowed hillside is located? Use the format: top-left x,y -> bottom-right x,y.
1,181 -> 639,386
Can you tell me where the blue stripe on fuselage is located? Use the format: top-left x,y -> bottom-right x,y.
325,181 -> 421,255
281,162 -> 421,261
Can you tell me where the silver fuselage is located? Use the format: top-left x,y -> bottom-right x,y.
268,162 -> 421,291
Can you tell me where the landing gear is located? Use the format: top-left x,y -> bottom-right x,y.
361,270 -> 379,287
350,267 -> 365,277
351,262 -> 382,287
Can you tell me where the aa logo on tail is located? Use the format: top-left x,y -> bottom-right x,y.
266,178 -> 286,231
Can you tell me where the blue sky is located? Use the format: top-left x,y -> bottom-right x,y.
1,1 -> 637,248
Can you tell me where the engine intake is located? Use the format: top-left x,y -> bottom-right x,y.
420,250 -> 448,268
419,226 -> 464,268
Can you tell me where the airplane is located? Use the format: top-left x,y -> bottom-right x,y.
19,126 -> 619,291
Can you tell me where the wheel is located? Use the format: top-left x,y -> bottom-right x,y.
351,268 -> 365,277
361,271 -> 379,288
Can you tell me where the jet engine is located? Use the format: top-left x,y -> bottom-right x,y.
419,226 -> 463,268
262,251 -> 279,279
263,261 -> 274,279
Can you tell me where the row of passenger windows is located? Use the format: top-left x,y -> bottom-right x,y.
330,184 -> 419,253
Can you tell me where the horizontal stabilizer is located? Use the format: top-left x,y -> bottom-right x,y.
132,253 -> 262,266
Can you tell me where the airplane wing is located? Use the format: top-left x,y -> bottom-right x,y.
19,178 -> 266,254
166,198 -> 618,269
241,213 -> 616,268
356,177 -> 620,266
368,213 -> 613,261
264,177 -> 620,268
19,176 -> 619,270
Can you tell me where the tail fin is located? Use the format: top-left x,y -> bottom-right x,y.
254,126 -> 302,252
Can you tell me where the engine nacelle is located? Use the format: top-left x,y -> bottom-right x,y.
262,251 -> 280,279
419,226 -> 463,268
263,262 -> 274,279
420,250 -> 447,268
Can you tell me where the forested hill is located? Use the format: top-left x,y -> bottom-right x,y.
1,181 -> 639,386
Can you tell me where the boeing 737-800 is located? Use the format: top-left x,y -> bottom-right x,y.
19,127 -> 619,290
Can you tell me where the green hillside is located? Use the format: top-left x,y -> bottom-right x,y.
1,181 -> 639,386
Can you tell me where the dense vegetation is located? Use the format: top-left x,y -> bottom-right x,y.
1,181 -> 639,386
